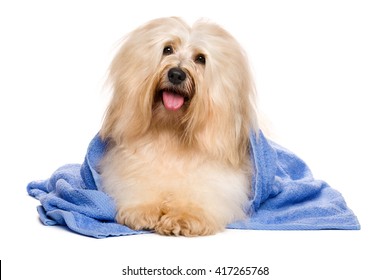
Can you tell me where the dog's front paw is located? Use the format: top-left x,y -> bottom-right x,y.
155,208 -> 221,237
116,204 -> 161,231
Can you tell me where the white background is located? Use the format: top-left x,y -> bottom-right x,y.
1,0 -> 389,279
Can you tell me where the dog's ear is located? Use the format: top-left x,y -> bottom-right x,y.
100,35 -> 157,143
185,22 -> 258,166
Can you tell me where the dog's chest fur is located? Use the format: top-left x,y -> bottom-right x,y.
99,131 -> 251,225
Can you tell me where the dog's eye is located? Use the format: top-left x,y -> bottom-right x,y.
163,46 -> 174,55
194,54 -> 206,65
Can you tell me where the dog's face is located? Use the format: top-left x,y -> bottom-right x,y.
101,17 -> 257,165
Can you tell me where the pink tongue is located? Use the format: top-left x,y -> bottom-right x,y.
162,91 -> 184,111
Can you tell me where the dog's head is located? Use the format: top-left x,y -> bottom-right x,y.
101,17 -> 258,165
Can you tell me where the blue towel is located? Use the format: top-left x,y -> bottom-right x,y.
27,131 -> 360,238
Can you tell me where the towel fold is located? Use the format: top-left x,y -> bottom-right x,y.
27,131 -> 360,238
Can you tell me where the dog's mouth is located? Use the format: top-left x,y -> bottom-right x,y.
157,89 -> 191,111
162,90 -> 185,111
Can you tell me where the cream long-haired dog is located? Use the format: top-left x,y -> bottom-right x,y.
99,17 -> 258,236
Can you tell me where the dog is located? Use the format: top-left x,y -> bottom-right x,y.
99,17 -> 259,236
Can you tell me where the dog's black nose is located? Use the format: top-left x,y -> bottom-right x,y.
168,67 -> 186,85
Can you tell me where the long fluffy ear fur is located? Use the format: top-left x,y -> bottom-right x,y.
99,34 -> 157,143
184,21 -> 258,166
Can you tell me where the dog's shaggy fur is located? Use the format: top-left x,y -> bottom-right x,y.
99,17 -> 258,236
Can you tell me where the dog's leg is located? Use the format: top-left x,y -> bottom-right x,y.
155,203 -> 223,236
116,203 -> 162,231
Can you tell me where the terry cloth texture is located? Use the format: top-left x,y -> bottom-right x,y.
27,131 -> 360,238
